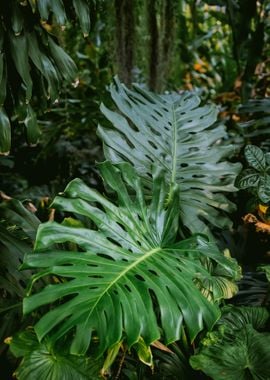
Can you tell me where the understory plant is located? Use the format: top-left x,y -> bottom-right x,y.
8,79 -> 270,379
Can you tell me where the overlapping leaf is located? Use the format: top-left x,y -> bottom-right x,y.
190,306 -> 270,380
235,145 -> 270,204
0,0 -> 91,153
98,78 -> 241,235
22,162 -> 240,356
8,329 -> 101,380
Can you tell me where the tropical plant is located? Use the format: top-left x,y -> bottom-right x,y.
236,145 -> 270,205
7,329 -> 101,380
98,78 -> 241,236
0,195 -> 40,353
0,0 -> 91,154
21,162 -> 240,360
190,306 -> 270,380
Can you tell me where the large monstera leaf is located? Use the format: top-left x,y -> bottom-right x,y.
97,78 -> 241,235
22,162 -> 240,356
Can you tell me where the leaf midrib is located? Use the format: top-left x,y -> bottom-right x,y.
83,246 -> 162,325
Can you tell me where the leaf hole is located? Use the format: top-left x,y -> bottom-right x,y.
97,253 -> 115,261
89,275 -> 103,279
180,163 -> 188,168
148,269 -> 158,276
135,274 -> 145,282
125,284 -> 132,292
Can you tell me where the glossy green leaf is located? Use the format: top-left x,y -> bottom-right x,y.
72,0 -> 91,37
9,33 -> 32,102
190,306 -> 270,380
0,195 -> 40,352
244,145 -> 266,171
48,37 -> 77,82
24,105 -> 41,146
11,2 -> 24,36
0,108 -> 11,155
37,0 -> 67,25
235,169 -> 260,189
258,175 -> 270,203
22,163 -> 240,356
9,329 -> 101,380
0,54 -> 7,106
217,305 -> 269,332
98,78 -> 241,235
194,259 -> 240,302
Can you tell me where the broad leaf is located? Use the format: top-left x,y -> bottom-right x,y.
244,145 -> 266,171
9,329 -> 101,380
190,306 -> 270,380
98,78 -> 241,235
258,175 -> 270,203
235,169 -> 260,189
22,162 -> 240,356
190,325 -> 270,380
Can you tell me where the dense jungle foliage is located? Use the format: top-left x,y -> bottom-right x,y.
0,1 -> 270,379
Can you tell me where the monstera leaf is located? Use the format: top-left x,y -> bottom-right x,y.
0,196 -> 40,353
97,78 -> 241,235
22,162 -> 240,356
190,306 -> 270,380
8,329 -> 101,380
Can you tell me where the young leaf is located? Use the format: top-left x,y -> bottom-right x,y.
24,105 -> 41,146
0,108 -> 11,155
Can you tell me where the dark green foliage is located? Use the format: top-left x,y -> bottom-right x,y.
9,329 -> 102,380
0,0 -> 91,153
190,306 -> 270,380
21,162 -> 240,356
0,196 -> 39,353
236,145 -> 270,204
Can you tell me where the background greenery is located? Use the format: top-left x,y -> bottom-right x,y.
0,0 -> 270,379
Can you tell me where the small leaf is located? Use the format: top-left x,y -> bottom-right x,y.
258,176 -> 270,204
9,33 -> 32,102
0,108 -> 11,155
101,341 -> 122,376
48,37 -> 77,82
11,2 -> 24,36
24,105 -> 41,146
72,0 -> 91,37
0,53 -> 7,106
133,337 -> 153,367
244,145 -> 266,171
235,168 -> 260,189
